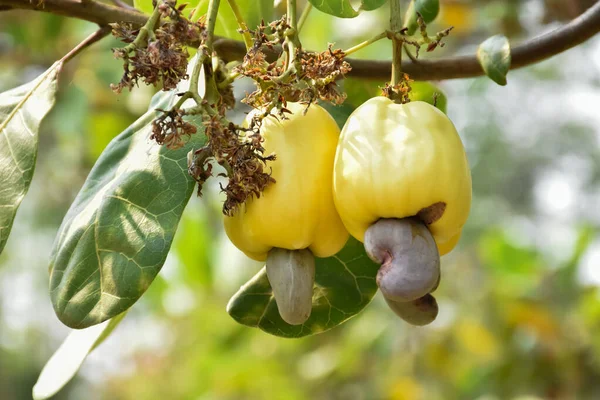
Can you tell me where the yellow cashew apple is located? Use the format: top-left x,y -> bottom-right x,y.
333,96 -> 471,323
224,102 -> 349,260
333,96 -> 471,255
224,102 -> 349,325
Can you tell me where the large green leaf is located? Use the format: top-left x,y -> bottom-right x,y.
49,72 -> 206,329
309,0 -> 387,18
32,313 -> 127,400
0,62 -> 60,256
227,237 -> 380,338
477,35 -> 511,86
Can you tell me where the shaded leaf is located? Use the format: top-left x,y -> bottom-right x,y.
227,237 -> 380,338
319,101 -> 355,129
477,35 -> 511,86
0,62 -> 61,255
49,64 -> 206,329
32,313 -> 127,400
343,78 -> 384,107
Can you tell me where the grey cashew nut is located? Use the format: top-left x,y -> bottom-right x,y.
266,248 -> 315,325
384,294 -> 439,326
364,218 -> 441,302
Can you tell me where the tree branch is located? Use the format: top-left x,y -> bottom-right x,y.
0,0 -> 147,25
2,0 -> 600,81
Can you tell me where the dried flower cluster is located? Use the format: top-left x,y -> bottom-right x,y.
235,17 -> 351,117
110,7 -> 354,216
188,116 -> 276,215
151,108 -> 197,149
110,0 -> 206,93
298,46 -> 351,104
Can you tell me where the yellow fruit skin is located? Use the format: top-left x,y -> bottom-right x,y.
333,97 -> 471,255
224,102 -> 349,261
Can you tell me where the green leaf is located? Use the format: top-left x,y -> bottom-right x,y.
319,101 -> 355,129
310,0 -> 387,18
409,81 -> 447,114
32,313 -> 127,400
134,0 -> 203,15
227,237 -> 380,338
404,0 -> 440,35
343,78 -> 385,107
249,0 -> 274,27
191,0 -> 274,39
133,0 -> 154,14
359,0 -> 388,12
309,0 -> 358,18
49,66 -> 206,329
133,0 -> 274,37
477,35 -> 511,86
0,62 -> 60,256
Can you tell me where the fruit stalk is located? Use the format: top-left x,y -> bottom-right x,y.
389,0 -> 403,89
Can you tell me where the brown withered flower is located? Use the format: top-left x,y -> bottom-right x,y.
110,0 -> 205,93
298,45 -> 351,105
151,108 -> 197,149
381,73 -> 414,104
187,115 -> 275,215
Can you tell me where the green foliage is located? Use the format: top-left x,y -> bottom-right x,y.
194,0 -> 269,38
309,0 -> 387,18
319,101 -> 356,128
227,237 -> 380,338
134,0 -> 273,38
477,34 -> 512,85
2,2 -> 600,399
32,313 -> 127,400
404,0 -> 440,35
133,0 -> 155,15
342,79 -> 447,112
48,84 -> 205,329
342,78 -> 384,107
0,63 -> 60,256
409,81 -> 447,113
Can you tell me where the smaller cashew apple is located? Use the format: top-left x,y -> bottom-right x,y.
224,102 -> 349,325
384,294 -> 439,326
333,96 -> 471,325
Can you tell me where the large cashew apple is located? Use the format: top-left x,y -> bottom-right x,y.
333,96 -> 472,325
224,102 -> 349,325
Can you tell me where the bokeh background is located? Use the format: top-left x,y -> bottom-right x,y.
2,0 -> 600,399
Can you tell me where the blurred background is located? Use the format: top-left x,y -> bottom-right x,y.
1,0 -> 600,399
